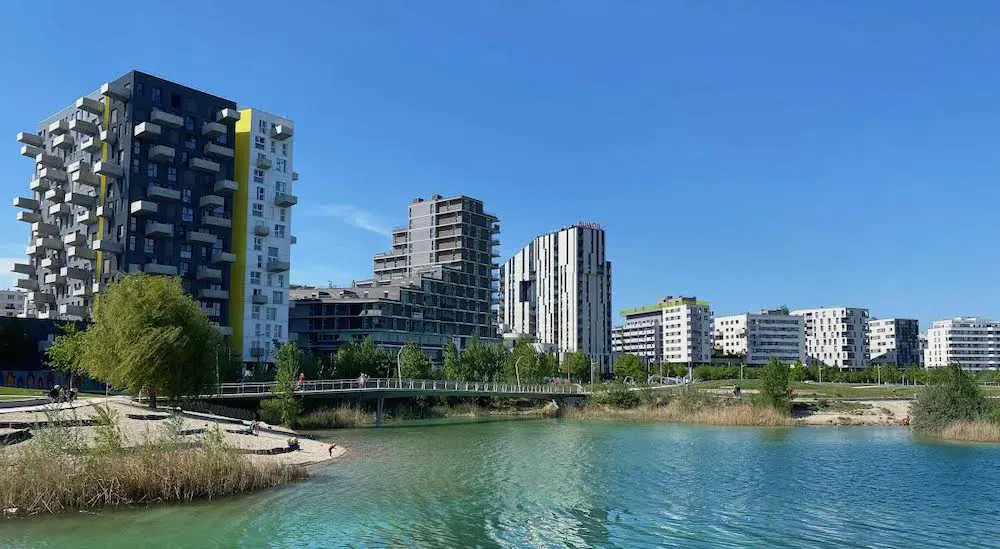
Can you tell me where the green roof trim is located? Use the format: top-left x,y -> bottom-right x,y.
621,299 -> 710,316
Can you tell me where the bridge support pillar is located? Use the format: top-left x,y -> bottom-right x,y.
375,396 -> 384,427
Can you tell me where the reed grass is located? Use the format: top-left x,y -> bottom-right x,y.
938,420 -> 1000,443
562,399 -> 793,427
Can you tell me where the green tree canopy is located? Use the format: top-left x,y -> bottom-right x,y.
72,274 -> 222,403
911,364 -> 991,435
560,351 -> 590,382
399,342 -> 433,379
614,354 -> 646,382
442,339 -> 462,381
336,336 -> 389,378
260,342 -> 303,425
46,322 -> 86,376
759,358 -> 791,411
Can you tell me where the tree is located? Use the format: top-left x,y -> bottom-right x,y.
789,361 -> 807,382
911,364 -> 991,435
46,322 -> 86,378
399,342 -> 432,379
614,354 -> 646,382
260,342 -> 303,425
442,339 -> 462,381
216,345 -> 244,383
560,352 -> 590,382
74,274 -> 222,406
359,336 -> 389,377
759,358 -> 791,411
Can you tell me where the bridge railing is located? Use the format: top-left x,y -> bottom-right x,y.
212,378 -> 585,397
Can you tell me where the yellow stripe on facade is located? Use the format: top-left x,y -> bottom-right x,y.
229,109 -> 252,357
95,95 -> 110,283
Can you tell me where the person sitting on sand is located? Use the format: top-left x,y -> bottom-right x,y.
287,437 -> 300,451
251,419 -> 260,436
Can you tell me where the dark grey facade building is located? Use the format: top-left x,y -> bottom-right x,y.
13,71 -> 239,332
868,318 -> 920,367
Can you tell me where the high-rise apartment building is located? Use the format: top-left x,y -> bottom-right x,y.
867,318 -> 920,367
790,307 -> 869,368
614,296 -> 712,365
499,224 -> 612,370
714,310 -> 805,365
290,195 -> 499,360
925,317 -> 1000,370
10,71 -> 295,364
0,291 -> 25,318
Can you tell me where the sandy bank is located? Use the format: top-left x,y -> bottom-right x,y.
794,399 -> 911,427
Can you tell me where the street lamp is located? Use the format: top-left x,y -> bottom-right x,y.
514,355 -> 523,387
396,346 -> 404,386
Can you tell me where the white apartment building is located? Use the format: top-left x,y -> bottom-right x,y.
499,223 -> 612,371
612,312 -> 662,364
868,318 -> 920,367
615,296 -> 712,364
0,290 -> 25,318
714,310 -> 805,365
925,317 -> 1000,370
790,307 -> 869,368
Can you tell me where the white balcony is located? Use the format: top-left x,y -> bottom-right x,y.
32,221 -> 59,236
266,260 -> 290,272
13,197 -> 40,210
197,266 -> 222,281
62,233 -> 86,247
28,178 -> 49,192
202,122 -> 226,138
44,188 -> 66,203
39,167 -> 67,182
76,96 -> 104,115
130,200 -> 158,216
134,122 -> 162,140
150,109 -> 184,128
99,129 -> 116,145
253,224 -> 270,236
214,179 -> 238,194
47,120 -> 69,136
40,257 -> 62,270
52,134 -> 74,150
212,251 -> 236,264
43,273 -> 65,286
189,157 -> 220,173
17,211 -> 40,224
187,231 -> 217,245
11,263 -> 33,276
66,160 -> 90,173
200,288 -> 229,300
16,279 -> 38,291
37,237 -> 63,251
255,154 -> 272,169
199,195 -> 224,209
144,263 -> 178,276
146,221 -> 173,237
95,206 -> 111,218
58,304 -> 88,318
36,153 -> 63,168
76,210 -> 97,225
67,246 -> 96,260
92,239 -> 123,253
72,285 -> 94,298
274,193 -> 298,207
271,124 -> 293,140
94,161 -> 123,178
204,143 -> 234,159
71,170 -> 100,188
81,136 -> 101,153
48,203 -> 72,216
16,131 -> 43,147
20,144 -> 42,158
147,186 -> 180,201
252,293 -> 267,305
60,266 -> 90,280
25,245 -> 39,256
149,145 -> 175,162
216,108 -> 240,123
202,215 -> 231,229
67,193 -> 96,208
100,82 -> 129,101
68,119 -> 99,136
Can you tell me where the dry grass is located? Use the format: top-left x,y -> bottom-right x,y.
938,420 -> 1000,443
291,405 -> 374,430
563,400 -> 793,427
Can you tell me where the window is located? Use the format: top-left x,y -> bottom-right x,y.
279,208 -> 286,222
276,326 -> 283,339
251,305 -> 260,320
133,141 -> 141,155
277,274 -> 284,288
264,324 -> 272,338
256,186 -> 265,201
275,181 -> 287,193
254,323 -> 261,337
281,143 -> 288,156
167,166 -> 177,182
146,163 -> 158,177
136,82 -> 144,96
144,238 -> 154,254
253,237 -> 262,251
257,255 -> 263,269
132,158 -> 140,173
180,262 -> 189,275
250,271 -> 261,285
253,169 -> 265,183
266,274 -> 273,287
182,188 -> 191,202
272,291 -> 283,305
180,151 -> 188,163
184,116 -> 194,131
266,308 -> 276,321
130,217 -> 137,230
151,87 -> 161,103
117,225 -> 124,239
180,245 -> 192,259
258,120 -> 268,134
270,140 -> 276,153
274,224 -> 286,238
185,136 -> 196,150
254,136 -> 265,150
170,93 -> 181,108
275,159 -> 286,173
267,246 -> 278,260
182,207 -> 193,223
128,235 -> 136,252
252,203 -> 263,217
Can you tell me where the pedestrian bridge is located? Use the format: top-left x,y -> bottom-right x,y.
206,378 -> 590,400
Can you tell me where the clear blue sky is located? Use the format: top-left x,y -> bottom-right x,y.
2,1 -> 998,331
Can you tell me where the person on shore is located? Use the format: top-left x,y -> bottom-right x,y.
328,443 -> 337,457
733,385 -> 742,399
250,419 -> 260,436
297,372 -> 305,391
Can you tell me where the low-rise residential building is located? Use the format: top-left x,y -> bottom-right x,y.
924,317 -> 1000,370
615,296 -> 712,365
868,318 -> 920,367
714,310 -> 805,365
0,291 -> 25,318
790,307 -> 869,368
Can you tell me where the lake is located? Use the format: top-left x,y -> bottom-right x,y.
3,420 -> 999,548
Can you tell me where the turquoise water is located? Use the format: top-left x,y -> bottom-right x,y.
3,420 -> 1000,548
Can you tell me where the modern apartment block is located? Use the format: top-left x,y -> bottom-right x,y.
0,291 -> 25,318
790,307 -> 869,368
612,315 -> 662,364
290,195 -> 500,360
614,296 -> 712,365
499,223 -> 612,371
229,109 -> 296,363
10,71 -> 295,364
714,310 -> 805,365
925,317 -> 1000,370
868,318 -> 920,367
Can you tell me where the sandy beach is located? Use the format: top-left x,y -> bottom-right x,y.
795,399 -> 911,426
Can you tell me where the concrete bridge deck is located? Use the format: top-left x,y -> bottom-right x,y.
206,378 -> 589,400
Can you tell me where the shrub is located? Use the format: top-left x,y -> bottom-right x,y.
911,364 -> 993,435
758,358 -> 790,412
590,382 -> 640,408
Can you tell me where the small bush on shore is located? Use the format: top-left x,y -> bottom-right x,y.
590,382 -> 640,409
911,365 -> 993,436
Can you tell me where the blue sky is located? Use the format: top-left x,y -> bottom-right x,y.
2,1 -> 999,330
